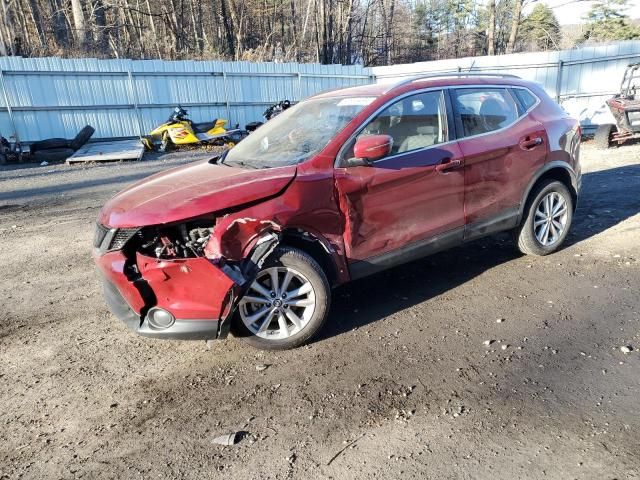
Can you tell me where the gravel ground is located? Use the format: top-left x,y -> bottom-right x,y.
1,142 -> 639,479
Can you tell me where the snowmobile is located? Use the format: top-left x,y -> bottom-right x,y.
142,106 -> 247,152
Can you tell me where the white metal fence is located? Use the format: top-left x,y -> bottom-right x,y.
0,57 -> 373,142
2,41 -> 639,143
373,40 -> 640,132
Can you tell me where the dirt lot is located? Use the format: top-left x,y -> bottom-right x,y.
1,142 -> 639,479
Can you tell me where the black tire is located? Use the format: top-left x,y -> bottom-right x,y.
515,179 -> 573,256
69,125 -> 95,150
232,247 -> 330,350
31,138 -> 69,153
32,147 -> 75,163
594,124 -> 615,149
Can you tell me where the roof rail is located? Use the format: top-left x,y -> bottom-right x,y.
384,71 -> 521,92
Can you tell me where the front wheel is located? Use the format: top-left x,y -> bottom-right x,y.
233,247 -> 330,350
515,180 -> 573,256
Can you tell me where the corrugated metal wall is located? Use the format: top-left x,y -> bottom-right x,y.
0,57 -> 373,142
373,40 -> 640,131
2,41 -> 639,142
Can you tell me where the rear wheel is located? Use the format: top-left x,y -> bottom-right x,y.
594,124 -> 615,149
233,247 -> 330,350
515,180 -> 573,256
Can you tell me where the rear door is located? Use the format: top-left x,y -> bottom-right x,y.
451,86 -> 548,239
334,89 -> 465,277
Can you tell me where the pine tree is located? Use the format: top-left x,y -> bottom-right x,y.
521,3 -> 560,51
583,0 -> 640,42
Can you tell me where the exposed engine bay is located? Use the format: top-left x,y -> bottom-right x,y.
133,222 -> 214,259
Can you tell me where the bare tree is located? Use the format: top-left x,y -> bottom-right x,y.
487,0 -> 496,55
506,0 -> 523,53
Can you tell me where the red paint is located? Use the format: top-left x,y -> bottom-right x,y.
98,159 -> 296,228
334,142 -> 465,261
136,253 -> 235,319
353,134 -> 393,161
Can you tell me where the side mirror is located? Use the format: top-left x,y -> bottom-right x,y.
352,135 -> 393,165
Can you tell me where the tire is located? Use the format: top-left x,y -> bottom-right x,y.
32,147 -> 75,163
69,125 -> 95,150
31,138 -> 69,153
515,179 -> 573,256
594,124 -> 615,149
233,247 -> 330,350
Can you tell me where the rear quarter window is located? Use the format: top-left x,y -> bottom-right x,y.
452,88 -> 520,137
512,88 -> 538,111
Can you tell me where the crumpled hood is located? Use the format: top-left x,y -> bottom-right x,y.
99,160 -> 296,228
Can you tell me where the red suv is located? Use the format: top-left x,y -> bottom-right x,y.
94,74 -> 581,350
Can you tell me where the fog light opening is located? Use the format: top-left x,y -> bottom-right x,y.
147,307 -> 175,330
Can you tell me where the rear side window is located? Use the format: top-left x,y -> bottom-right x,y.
512,88 -> 538,111
452,88 -> 520,137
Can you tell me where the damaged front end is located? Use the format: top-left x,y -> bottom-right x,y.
93,216 -> 280,341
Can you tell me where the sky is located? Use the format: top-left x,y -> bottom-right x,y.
522,0 -> 640,26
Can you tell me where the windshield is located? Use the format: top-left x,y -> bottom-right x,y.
224,96 -> 375,169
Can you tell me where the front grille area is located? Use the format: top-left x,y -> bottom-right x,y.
94,224 -> 139,252
93,223 -> 109,248
109,228 -> 139,251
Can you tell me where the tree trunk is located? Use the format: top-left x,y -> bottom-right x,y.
0,0 -> 15,55
93,0 -> 108,54
51,0 -> 70,50
70,0 -> 88,49
487,0 -> 496,55
220,0 -> 236,57
506,0 -> 523,54
145,0 -> 162,58
26,0 -> 47,49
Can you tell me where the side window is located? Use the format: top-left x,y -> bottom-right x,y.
452,88 -> 519,138
512,88 -> 537,111
345,90 -> 448,160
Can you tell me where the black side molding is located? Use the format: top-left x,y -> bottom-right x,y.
348,227 -> 464,280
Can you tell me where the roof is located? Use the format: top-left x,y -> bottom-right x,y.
313,73 -> 530,100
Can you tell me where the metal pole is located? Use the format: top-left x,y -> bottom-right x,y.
0,68 -> 19,142
221,68 -> 231,121
127,70 -> 144,138
555,60 -> 564,103
296,72 -> 303,101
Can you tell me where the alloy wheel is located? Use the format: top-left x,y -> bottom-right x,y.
534,191 -> 568,246
239,266 -> 316,340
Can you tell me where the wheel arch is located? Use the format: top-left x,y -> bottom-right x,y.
278,228 -> 342,287
518,163 -> 578,224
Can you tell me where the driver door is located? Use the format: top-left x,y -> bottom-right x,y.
334,89 -> 466,278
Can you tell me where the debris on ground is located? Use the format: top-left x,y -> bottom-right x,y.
256,364 -> 270,372
620,346 -> 633,354
213,432 -> 241,446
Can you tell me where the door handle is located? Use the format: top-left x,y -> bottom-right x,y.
519,137 -> 543,150
435,158 -> 462,172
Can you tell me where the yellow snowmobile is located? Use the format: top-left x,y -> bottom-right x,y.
142,106 -> 247,152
